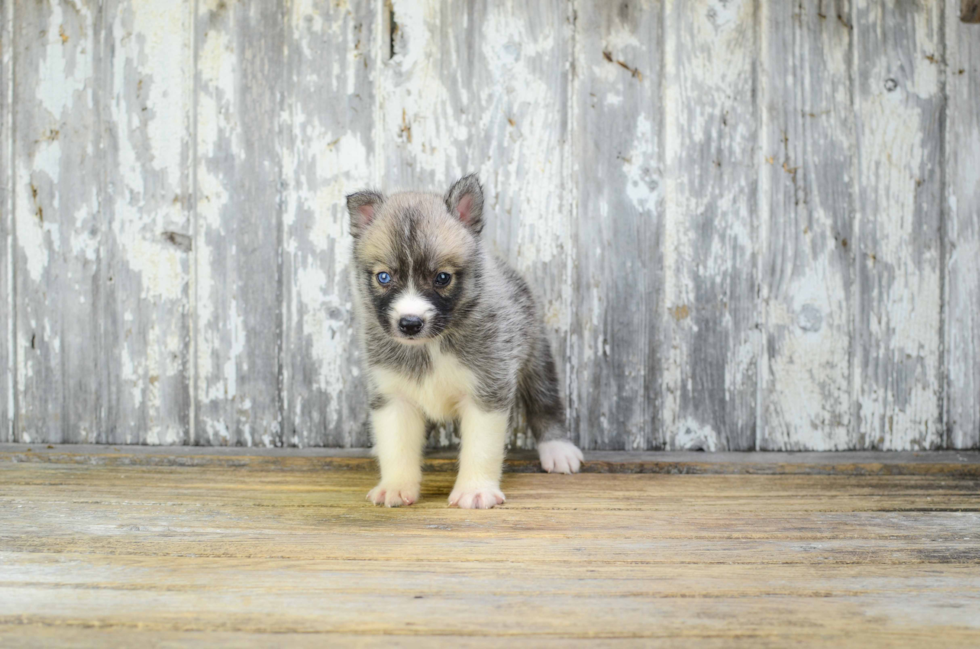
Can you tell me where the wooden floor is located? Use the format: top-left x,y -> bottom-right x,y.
1,448 -> 979,647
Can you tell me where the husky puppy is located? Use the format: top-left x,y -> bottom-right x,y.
347,175 -> 584,509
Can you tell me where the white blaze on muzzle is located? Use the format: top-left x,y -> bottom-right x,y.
390,291 -> 436,336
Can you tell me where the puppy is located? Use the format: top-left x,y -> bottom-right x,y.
347,175 -> 584,509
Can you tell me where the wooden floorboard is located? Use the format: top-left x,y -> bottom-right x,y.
0,453 -> 978,646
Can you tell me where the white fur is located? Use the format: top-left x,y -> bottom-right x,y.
537,440 -> 584,474
372,344 -> 476,421
449,404 -> 509,509
353,188 -> 585,510
367,399 -> 426,507
370,344 -> 510,508
390,292 -> 435,321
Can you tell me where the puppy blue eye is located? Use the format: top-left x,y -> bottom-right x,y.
434,272 -> 451,287
377,272 -> 391,285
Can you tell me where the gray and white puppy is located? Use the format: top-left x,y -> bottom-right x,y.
347,175 -> 584,509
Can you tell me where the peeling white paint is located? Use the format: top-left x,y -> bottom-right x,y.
670,418 -> 720,452
16,164 -> 50,283
853,0 -> 943,449
221,296 -> 246,403
194,166 -> 225,405
36,2 -> 92,119
121,340 -> 143,412
5,0 -> 971,451
944,0 -> 980,449
755,0 -> 856,451
281,0 -> 376,445
662,0 -> 758,449
130,0 -> 189,177
382,0 -> 466,182
2,0 -> 10,437
125,238 -> 184,302
296,265 -> 348,419
624,114 -> 659,213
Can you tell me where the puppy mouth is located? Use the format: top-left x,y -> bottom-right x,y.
393,334 -> 430,345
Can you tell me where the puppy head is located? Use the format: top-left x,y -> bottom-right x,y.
347,175 -> 484,344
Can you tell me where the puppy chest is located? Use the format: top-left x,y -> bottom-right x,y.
376,350 -> 476,421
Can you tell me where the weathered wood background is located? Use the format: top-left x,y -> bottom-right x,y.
1,0 -> 978,451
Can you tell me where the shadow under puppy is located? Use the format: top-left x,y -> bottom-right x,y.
347,175 -> 584,509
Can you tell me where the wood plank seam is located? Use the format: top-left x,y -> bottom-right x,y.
940,0 -> 949,450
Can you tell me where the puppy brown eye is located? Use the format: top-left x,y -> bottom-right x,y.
434,272 -> 452,287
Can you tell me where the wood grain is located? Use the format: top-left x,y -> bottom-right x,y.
569,0 -> 663,450
758,0 -> 855,450
379,0 -> 572,449
945,0 -> 980,449
101,0 -> 193,444
0,460 -> 978,646
280,0 -> 376,448
662,0 -> 759,451
853,0 -> 944,449
0,0 -> 11,443
13,0 -> 103,444
193,0 -> 284,447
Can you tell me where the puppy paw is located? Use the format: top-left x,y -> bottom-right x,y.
367,482 -> 420,507
448,483 -> 505,509
537,440 -> 584,474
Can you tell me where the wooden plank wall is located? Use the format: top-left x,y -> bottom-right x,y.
0,0 -> 977,451
103,0 -> 193,445
571,0 -> 662,451
1,1 -> 11,443
947,0 -> 980,449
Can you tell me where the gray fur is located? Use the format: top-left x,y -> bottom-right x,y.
444,174 -> 485,234
348,176 -> 568,443
346,190 -> 386,238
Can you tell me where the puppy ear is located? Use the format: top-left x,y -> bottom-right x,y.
445,174 -> 484,234
346,191 -> 385,238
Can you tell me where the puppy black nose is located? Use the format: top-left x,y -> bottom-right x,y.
398,316 -> 424,335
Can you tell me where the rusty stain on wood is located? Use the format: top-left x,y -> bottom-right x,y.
669,305 -> 689,321
602,48 -> 643,81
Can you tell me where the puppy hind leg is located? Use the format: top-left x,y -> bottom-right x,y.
528,406 -> 583,475
523,336 -> 584,475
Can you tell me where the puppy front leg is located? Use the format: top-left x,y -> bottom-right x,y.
449,403 -> 509,509
367,398 -> 426,507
